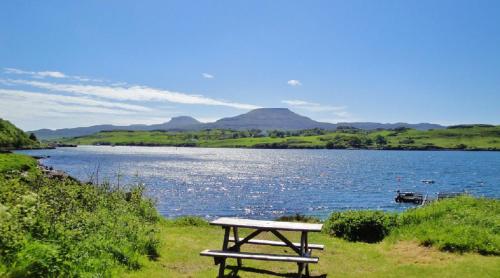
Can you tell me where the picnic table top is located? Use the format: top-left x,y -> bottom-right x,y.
210,217 -> 323,232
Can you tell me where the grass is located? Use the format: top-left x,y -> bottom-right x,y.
389,196 -> 500,255
0,153 -> 38,174
121,221 -> 500,278
63,125 -> 500,150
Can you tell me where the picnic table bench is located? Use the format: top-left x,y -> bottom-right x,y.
200,217 -> 324,277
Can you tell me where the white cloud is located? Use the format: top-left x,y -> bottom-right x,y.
0,89 -> 176,130
2,79 -> 261,110
202,73 -> 214,79
287,79 -> 302,86
0,89 -> 151,112
4,67 -> 101,82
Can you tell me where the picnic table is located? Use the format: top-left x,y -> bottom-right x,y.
200,217 -> 324,277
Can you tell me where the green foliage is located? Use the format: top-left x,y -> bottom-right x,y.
0,155 -> 160,276
276,214 -> 321,223
390,196 -> 500,255
167,216 -> 209,227
323,210 -> 397,243
0,119 -> 39,150
324,196 -> 500,255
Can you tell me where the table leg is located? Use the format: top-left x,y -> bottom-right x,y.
218,226 -> 230,278
304,232 -> 310,277
233,227 -> 242,267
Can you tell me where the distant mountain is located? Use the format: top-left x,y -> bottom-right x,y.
206,108 -> 337,130
148,116 -> 202,130
32,116 -> 201,140
31,109 -> 445,140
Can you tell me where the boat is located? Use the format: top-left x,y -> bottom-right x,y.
421,179 -> 435,184
395,191 -> 424,204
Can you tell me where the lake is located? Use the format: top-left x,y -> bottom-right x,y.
18,146 -> 500,219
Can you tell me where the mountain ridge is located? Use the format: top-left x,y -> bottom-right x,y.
31,108 -> 445,140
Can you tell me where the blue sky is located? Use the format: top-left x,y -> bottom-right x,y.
1,0 -> 499,130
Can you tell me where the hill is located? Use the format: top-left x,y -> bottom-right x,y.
31,108 -> 445,140
63,125 -> 500,150
0,119 -> 39,150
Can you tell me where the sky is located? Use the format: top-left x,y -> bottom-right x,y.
1,0 -> 499,130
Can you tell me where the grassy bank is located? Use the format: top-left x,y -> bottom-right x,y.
0,154 -> 160,277
63,125 -> 500,150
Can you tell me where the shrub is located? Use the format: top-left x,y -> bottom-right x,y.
169,216 -> 209,227
323,210 -> 397,243
276,214 -> 321,223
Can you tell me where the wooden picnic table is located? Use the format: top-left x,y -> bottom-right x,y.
200,217 -> 324,278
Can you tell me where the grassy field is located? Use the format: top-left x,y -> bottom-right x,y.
122,219 -> 500,278
63,125 -> 500,150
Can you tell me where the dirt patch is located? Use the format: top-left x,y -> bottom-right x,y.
386,241 -> 457,266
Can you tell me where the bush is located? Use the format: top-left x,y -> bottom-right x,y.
169,216 -> 209,227
0,171 -> 160,276
323,210 -> 397,243
276,214 -> 321,223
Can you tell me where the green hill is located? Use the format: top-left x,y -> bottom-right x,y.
63,125 -> 500,150
0,119 -> 39,150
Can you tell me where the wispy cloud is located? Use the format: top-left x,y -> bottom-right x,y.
1,79 -> 260,110
4,67 -> 101,82
202,73 -> 214,79
287,79 -> 302,86
282,99 -> 346,112
0,89 -> 151,113
282,99 -> 351,120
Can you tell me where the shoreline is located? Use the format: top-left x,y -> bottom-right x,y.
64,144 -> 500,152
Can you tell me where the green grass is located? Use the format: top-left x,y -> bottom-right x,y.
0,154 -> 160,277
0,153 -> 38,174
120,221 -> 500,278
389,196 -> 500,255
63,125 -> 500,150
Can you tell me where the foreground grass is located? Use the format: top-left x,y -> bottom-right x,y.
64,125 -> 500,150
122,221 -> 500,278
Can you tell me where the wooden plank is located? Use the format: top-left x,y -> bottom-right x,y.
200,249 -> 319,263
228,237 -> 324,250
210,217 -> 323,232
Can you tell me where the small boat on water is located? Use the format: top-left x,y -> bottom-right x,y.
395,191 -> 424,204
421,179 -> 435,184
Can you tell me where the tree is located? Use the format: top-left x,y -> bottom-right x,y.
375,135 -> 387,146
348,137 -> 362,148
29,133 -> 38,142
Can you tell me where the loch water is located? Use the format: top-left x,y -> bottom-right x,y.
18,146 -> 500,219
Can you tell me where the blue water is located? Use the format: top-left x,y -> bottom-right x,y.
18,146 -> 500,219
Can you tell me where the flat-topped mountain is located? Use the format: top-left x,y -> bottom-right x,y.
31,108 -> 445,140
207,108 -> 336,130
